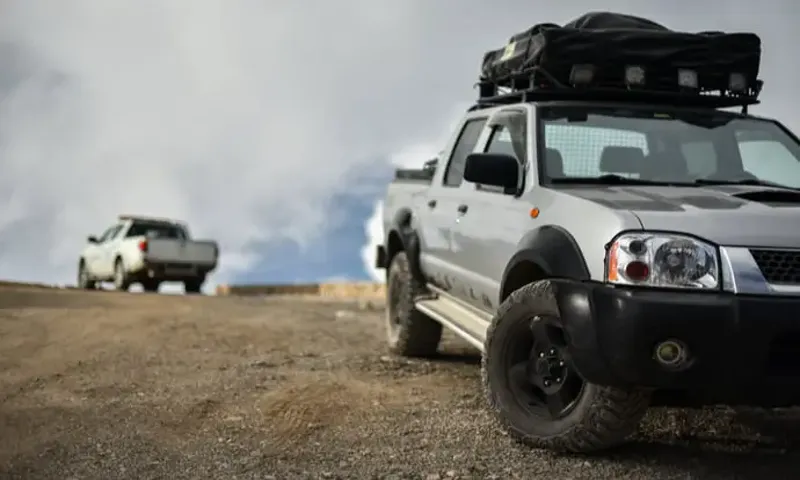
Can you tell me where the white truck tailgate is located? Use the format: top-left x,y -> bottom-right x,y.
145,239 -> 217,266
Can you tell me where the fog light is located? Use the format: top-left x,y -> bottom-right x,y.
654,339 -> 689,369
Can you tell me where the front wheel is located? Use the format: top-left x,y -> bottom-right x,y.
77,260 -> 96,290
481,280 -> 651,453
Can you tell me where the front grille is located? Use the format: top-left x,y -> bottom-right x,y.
750,249 -> 800,284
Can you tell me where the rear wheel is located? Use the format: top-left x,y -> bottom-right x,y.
482,280 -> 651,453
77,260 -> 96,290
385,251 -> 442,357
184,277 -> 204,294
142,280 -> 160,293
113,258 -> 131,292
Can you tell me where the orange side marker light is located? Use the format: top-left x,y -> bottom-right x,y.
529,207 -> 540,218
607,243 -> 619,281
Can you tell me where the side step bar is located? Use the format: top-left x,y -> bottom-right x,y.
414,288 -> 491,352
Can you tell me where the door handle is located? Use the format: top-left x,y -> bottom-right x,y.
427,199 -> 437,208
457,204 -> 468,214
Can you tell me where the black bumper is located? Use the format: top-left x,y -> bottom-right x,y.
554,280 -> 800,405
135,262 -> 215,281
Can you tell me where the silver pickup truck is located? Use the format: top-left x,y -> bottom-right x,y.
375,13 -> 798,453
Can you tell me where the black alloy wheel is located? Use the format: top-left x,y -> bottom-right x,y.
507,315 -> 585,420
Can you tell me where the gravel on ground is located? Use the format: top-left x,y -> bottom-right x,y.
0,286 -> 798,479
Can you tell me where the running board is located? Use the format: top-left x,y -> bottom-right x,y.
414,290 -> 491,352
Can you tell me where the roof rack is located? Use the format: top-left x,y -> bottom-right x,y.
118,214 -> 187,225
471,65 -> 763,114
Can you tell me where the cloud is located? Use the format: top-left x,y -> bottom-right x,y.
0,1 -> 796,289
0,0 -> 435,285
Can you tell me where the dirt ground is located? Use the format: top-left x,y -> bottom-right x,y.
1,287 -> 799,479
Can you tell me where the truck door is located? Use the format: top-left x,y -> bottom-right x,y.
95,223 -> 124,277
449,107 -> 533,312
86,223 -> 121,277
418,116 -> 489,291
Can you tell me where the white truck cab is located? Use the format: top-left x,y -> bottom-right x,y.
78,215 -> 219,294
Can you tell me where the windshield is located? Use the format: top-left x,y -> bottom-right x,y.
539,106 -> 800,189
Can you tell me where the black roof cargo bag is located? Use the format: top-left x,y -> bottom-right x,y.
480,11 -> 761,97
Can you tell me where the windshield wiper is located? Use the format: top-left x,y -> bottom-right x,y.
692,178 -> 799,190
550,174 -> 679,186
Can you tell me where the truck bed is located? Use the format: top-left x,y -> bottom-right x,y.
394,168 -> 434,183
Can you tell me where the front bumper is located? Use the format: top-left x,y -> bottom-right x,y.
554,280 -> 800,406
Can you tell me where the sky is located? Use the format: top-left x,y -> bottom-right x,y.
0,0 -> 797,291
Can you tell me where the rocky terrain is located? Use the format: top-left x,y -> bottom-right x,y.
0,286 -> 798,479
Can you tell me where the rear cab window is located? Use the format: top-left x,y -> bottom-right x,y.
126,221 -> 187,240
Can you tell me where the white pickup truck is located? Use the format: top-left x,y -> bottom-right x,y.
77,215 -> 219,293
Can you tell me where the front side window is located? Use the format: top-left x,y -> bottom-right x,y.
97,224 -> 122,243
485,125 -> 518,158
443,118 -> 488,187
539,105 -> 800,189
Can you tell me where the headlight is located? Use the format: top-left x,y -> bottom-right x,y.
605,233 -> 719,289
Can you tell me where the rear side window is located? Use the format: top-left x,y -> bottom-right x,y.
443,118 -> 487,187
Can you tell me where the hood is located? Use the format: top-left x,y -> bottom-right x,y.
562,184 -> 800,248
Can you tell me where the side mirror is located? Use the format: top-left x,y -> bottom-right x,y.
463,153 -> 520,189
87,235 -> 98,243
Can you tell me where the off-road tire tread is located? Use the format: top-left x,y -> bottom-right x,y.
184,280 -> 203,294
77,260 -> 96,290
386,252 -> 442,357
482,280 -> 651,453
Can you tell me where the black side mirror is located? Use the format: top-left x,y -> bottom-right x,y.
87,235 -> 98,243
463,153 -> 520,189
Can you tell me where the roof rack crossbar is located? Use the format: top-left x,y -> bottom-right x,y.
472,65 -> 762,112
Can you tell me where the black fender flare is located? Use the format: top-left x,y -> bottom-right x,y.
387,207 -> 426,284
499,225 -> 590,301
